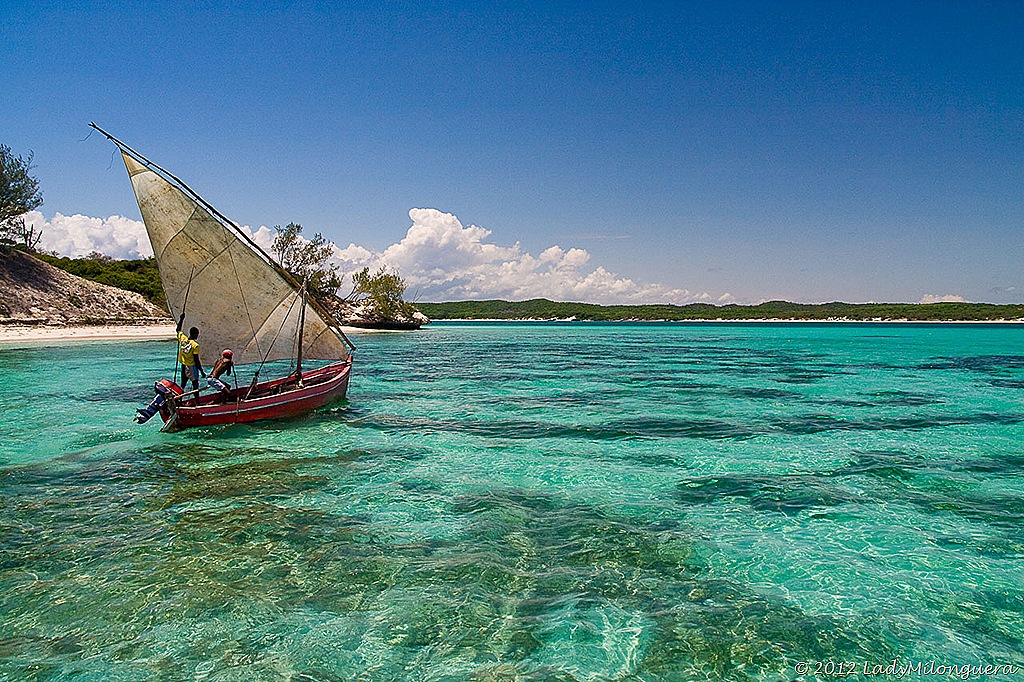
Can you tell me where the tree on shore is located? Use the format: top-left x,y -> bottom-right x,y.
346,266 -> 417,320
0,144 -> 44,250
271,222 -> 341,298
271,223 -> 421,324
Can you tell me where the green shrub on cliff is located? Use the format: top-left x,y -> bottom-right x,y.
36,253 -> 167,310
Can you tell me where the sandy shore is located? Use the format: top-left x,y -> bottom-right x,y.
0,323 -> 376,346
0,323 -> 178,344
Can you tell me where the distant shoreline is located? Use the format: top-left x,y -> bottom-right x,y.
431,318 -> 1024,324
414,299 -> 1024,323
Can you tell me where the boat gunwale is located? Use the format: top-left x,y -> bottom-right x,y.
162,358 -> 351,426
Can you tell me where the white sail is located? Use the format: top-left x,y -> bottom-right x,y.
121,152 -> 350,366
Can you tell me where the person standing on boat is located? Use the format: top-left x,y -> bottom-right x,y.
176,313 -> 205,391
207,349 -> 234,397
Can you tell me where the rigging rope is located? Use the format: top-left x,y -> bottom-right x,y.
244,291 -> 303,398
225,245 -> 263,360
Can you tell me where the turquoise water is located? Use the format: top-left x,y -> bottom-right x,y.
1,322 -> 1023,680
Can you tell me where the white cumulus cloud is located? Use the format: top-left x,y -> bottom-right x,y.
29,211 -> 153,259
329,208 -> 711,305
27,207 -> 716,305
918,294 -> 967,304
245,225 -> 277,253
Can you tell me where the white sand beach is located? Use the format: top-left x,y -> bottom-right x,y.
0,323 -> 377,346
0,323 -> 178,344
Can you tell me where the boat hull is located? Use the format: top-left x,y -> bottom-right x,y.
160,359 -> 352,431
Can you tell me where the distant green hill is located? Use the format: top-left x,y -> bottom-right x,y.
415,298 -> 1024,322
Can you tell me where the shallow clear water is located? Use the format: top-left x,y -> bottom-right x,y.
1,322 -> 1023,680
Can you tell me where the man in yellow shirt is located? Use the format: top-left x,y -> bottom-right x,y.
176,313 -> 206,391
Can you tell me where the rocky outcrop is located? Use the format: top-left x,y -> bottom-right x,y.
321,297 -> 430,330
0,249 -> 169,325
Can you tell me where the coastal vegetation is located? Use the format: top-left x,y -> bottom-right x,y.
415,298 -> 1024,322
0,143 -> 44,251
271,222 -> 341,298
271,223 -> 424,327
34,253 -> 167,310
344,266 -> 421,322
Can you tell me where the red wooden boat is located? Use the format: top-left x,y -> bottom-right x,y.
159,358 -> 352,431
95,125 -> 357,432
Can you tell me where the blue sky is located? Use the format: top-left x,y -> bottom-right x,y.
3,0 -> 1021,304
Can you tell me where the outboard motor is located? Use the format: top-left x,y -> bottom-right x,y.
134,379 -> 184,424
